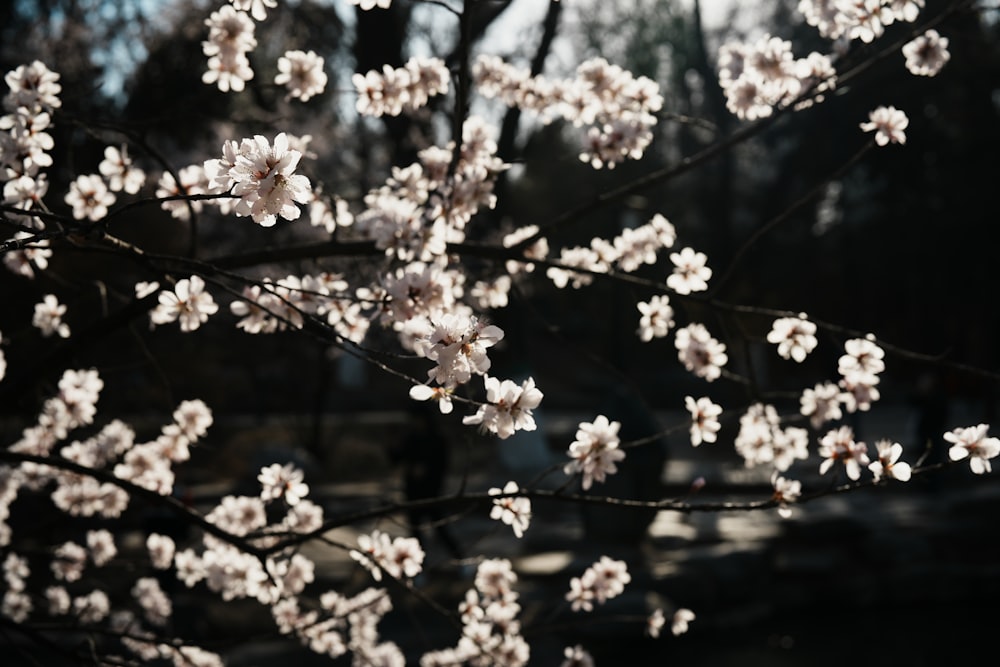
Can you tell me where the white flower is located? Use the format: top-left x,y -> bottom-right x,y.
489,481 -> 531,538
275,50 -> 328,102
227,133 -> 312,226
561,645 -> 594,667
350,530 -> 425,581
671,608 -> 695,636
945,424 -> 1000,475
86,529 -> 117,567
767,314 -> 818,362
349,0 -> 392,9
646,608 -> 666,638
202,5 -> 256,92
666,247 -> 711,295
566,556 -> 630,612
230,0 -> 277,21
156,165 -> 209,220
818,425 -> 869,480
838,335 -> 885,380
685,396 -> 722,446
65,174 -> 115,221
675,323 -> 728,382
409,384 -> 453,414
4,60 -> 62,112
799,382 -> 843,429
147,534 -> 176,570
637,294 -> 674,342
868,440 -> 911,482
149,276 -> 219,332
173,398 -> 213,440
564,415 -> 625,490
32,294 -> 70,337
771,472 -> 802,518
98,145 -> 145,194
419,314 -> 504,388
258,463 -> 310,505
860,106 -> 908,146
902,29 -> 949,77
463,376 -> 543,439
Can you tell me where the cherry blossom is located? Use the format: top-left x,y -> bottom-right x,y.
671,608 -> 696,636
685,396 -> 722,446
561,645 -> 595,667
767,314 -> 818,362
860,106 -> 908,146
462,376 -> 543,439
32,294 -> 70,338
800,381 -> 844,429
349,0 -> 392,9
868,440 -> 911,482
564,415 -> 625,490
771,472 -> 802,518
98,145 -> 145,194
818,425 -> 870,480
675,323 -> 728,382
646,608 -> 666,638
202,5 -> 256,92
3,60 -> 61,112
945,424 -> 1000,475
230,0 -> 277,22
218,133 -> 312,226
566,556 -> 630,612
275,50 -> 327,101
666,247 -> 711,295
65,173 -> 115,221
637,294 -> 674,342
149,275 -> 219,332
258,463 -> 310,505
489,481 -> 531,538
903,29 -> 950,77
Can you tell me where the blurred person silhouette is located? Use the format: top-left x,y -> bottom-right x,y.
391,400 -> 465,563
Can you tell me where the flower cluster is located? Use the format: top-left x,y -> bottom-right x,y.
637,294 -> 674,342
945,424 -> 1000,475
149,275 -> 220,332
547,212 -> 676,289
462,376 -> 544,440
353,56 -> 449,118
205,132 -> 312,226
903,29 -> 950,77
564,415 -> 625,491
767,314 -> 818,362
685,396 -> 723,447
202,4 -> 257,92
717,34 -> 836,120
798,0 -> 924,43
771,472 -> 803,518
411,313 -> 504,399
32,293 -> 70,338
275,49 -> 327,101
734,403 -> 809,471
1,61 -> 60,236
489,481 -> 531,538
837,334 -> 885,412
421,558 -> 528,666
818,425 -> 871,480
258,463 -> 310,505
565,556 -> 631,612
861,105 -> 908,146
474,55 -> 662,168
349,529 -> 426,582
675,323 -> 728,382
